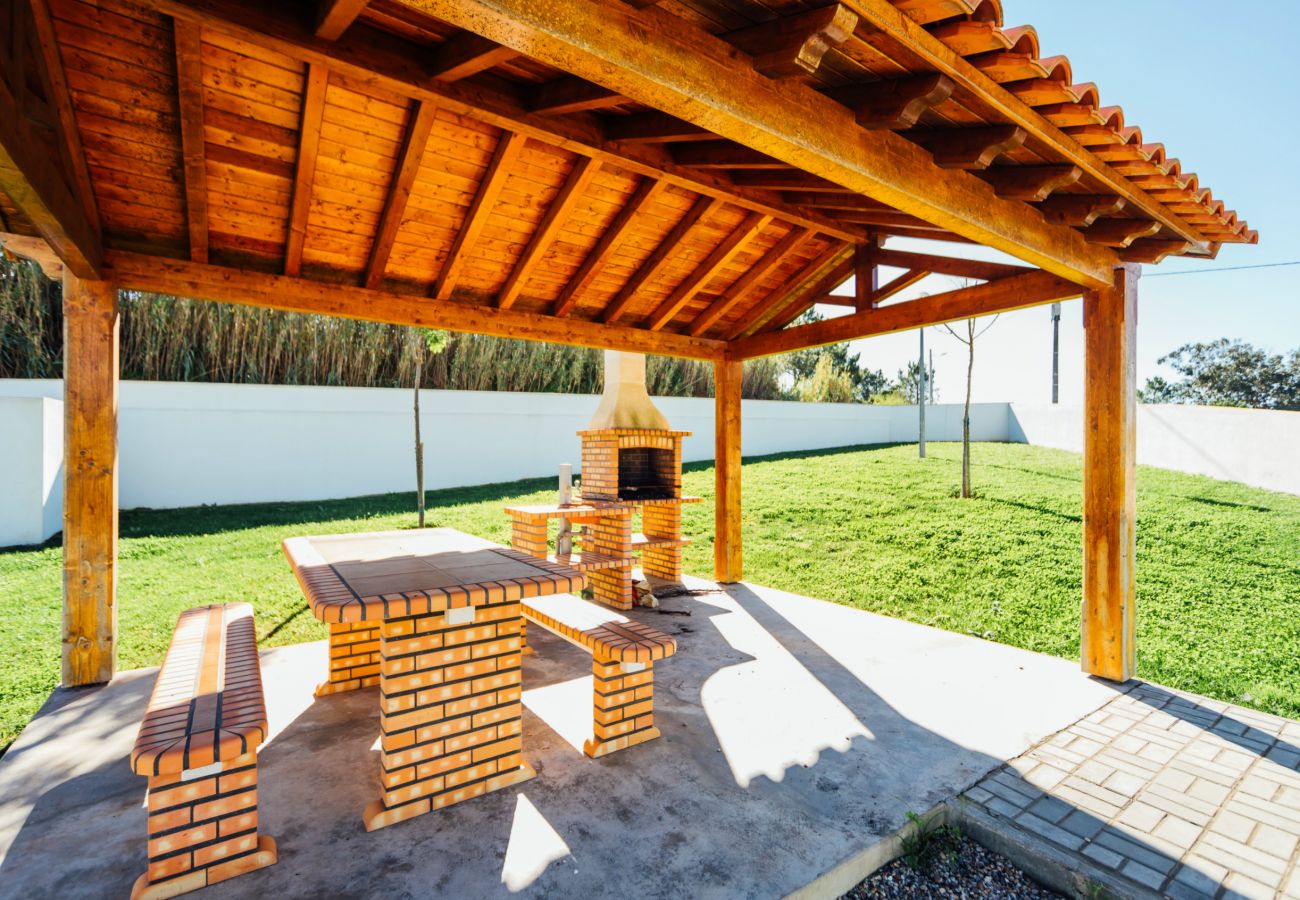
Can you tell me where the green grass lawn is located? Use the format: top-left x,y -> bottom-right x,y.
2,441 -> 1297,753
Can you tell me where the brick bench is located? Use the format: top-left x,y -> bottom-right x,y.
129,603 -> 277,899
521,593 -> 675,758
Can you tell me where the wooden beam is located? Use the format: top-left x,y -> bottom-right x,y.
137,0 -> 863,243
365,100 -> 437,290
607,112 -> 710,144
600,195 -> 722,324
61,271 -> 118,687
406,0 -> 1122,285
913,125 -> 1027,170
725,4 -> 858,79
714,357 -> 743,583
1084,218 -> 1162,249
315,0 -> 369,40
430,31 -> 518,81
870,266 -> 927,304
871,247 -> 1031,281
105,251 -> 725,360
838,73 -> 954,129
1081,264 -> 1138,682
174,19 -> 209,264
1,232 -> 63,279
436,130 -> 527,300
552,177 -> 664,318
846,0 -> 1208,249
854,239 -> 877,311
980,164 -> 1081,202
531,77 -> 623,115
285,64 -> 328,276
726,244 -> 851,339
732,268 -> 1081,358
645,211 -> 771,330
1036,195 -> 1126,227
688,226 -> 814,337
497,155 -> 599,308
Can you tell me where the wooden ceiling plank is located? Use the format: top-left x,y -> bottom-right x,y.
1084,218 -> 1162,249
551,177 -> 665,318
835,73 -> 955,130
688,226 -> 813,337
435,129 -> 528,300
284,64 -> 329,277
496,154 -> 599,309
725,4 -> 859,79
531,76 -> 624,115
733,269 -> 1081,359
980,164 -> 1081,202
645,211 -> 772,331
871,247 -> 1031,280
724,243 -> 849,340
135,0 -> 864,243
106,251 -> 725,361
416,0 -> 1118,286
600,194 -> 722,324
1037,194 -> 1126,227
430,31 -> 519,81
364,100 -> 437,290
913,125 -> 1027,170
174,19 -> 209,264
316,0 -> 370,41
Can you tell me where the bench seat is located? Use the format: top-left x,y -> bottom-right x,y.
130,603 -> 276,900
521,593 -> 676,758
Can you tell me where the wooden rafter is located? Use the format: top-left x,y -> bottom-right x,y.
601,195 -> 722,324
768,252 -> 856,331
435,130 -> 528,301
724,243 -> 850,339
365,100 -> 437,290
136,0 -> 863,244
430,31 -> 518,81
871,248 -> 1030,281
173,19 -> 208,264
732,269 -> 1081,359
688,226 -> 813,337
838,73 -> 955,130
316,0 -> 370,40
870,267 -> 928,304
725,4 -> 858,79
532,77 -> 624,115
285,64 -> 329,277
981,165 -> 1082,202
107,251 -> 725,361
416,0 -> 1118,286
645,211 -> 772,331
551,177 -> 665,318
497,155 -> 599,309
607,112 -> 709,144
674,144 -> 786,170
1038,195 -> 1126,227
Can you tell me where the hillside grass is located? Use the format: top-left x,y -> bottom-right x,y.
2,442 -> 1297,753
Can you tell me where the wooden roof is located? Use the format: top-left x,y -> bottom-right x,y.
0,0 -> 1256,359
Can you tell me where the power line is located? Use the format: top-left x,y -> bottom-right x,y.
1144,260 -> 1300,277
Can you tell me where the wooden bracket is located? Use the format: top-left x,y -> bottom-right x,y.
1120,239 -> 1191,264
841,73 -> 955,129
1083,218 -> 1162,249
726,4 -> 859,79
1036,194 -> 1126,227
980,164 -> 1081,201
913,125 -> 1027,170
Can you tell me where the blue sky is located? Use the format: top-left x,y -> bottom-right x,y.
831,1 -> 1299,405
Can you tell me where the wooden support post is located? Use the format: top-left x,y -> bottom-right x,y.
1081,264 -> 1138,682
714,358 -> 742,583
62,272 -> 119,686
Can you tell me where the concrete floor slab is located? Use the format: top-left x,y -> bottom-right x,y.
0,578 -> 1121,898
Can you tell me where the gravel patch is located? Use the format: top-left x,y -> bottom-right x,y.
842,836 -> 1064,899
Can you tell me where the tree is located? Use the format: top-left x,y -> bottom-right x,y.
1139,339 -> 1300,410
785,310 -> 890,402
893,359 -> 936,404
798,352 -> 856,402
939,315 -> 999,498
412,329 -> 450,527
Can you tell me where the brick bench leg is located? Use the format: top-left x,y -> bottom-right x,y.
363,601 -> 535,831
133,751 -> 276,899
583,654 -> 659,758
317,619 -> 382,697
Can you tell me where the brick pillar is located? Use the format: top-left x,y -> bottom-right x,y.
585,510 -> 632,610
365,600 -> 533,831
316,620 -> 381,696
583,654 -> 658,758
640,504 -> 682,581
136,752 -> 276,899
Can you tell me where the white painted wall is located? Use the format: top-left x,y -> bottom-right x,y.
0,396 -> 63,547
1009,403 -> 1300,496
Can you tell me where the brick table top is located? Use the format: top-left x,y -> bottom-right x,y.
282,529 -> 584,624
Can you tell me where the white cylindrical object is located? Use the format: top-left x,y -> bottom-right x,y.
558,463 -> 573,505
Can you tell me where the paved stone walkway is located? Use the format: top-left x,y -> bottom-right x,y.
963,682 -> 1300,899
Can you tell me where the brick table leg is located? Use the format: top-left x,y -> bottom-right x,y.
583,654 -> 659,758
363,599 -> 534,831
133,751 -> 277,899
586,512 -> 633,610
641,504 -> 683,581
316,620 -> 381,696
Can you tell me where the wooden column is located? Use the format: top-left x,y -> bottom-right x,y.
1081,264 -> 1138,682
62,272 -> 119,686
714,358 -> 743,583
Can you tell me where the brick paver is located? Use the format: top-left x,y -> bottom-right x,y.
963,683 -> 1300,899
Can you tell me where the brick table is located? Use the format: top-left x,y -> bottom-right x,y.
283,528 -> 584,831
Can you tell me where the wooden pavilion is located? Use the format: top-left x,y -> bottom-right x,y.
0,0 -> 1255,692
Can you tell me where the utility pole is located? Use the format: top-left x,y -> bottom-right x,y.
1050,302 -> 1061,404
928,349 -> 935,403
918,327 -> 926,459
